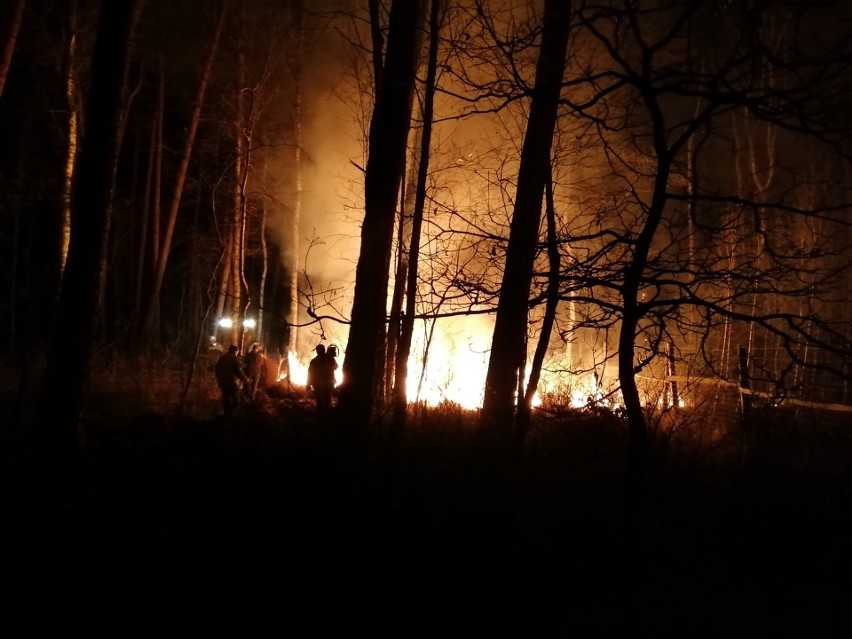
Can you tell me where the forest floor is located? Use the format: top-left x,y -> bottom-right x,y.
2,381 -> 852,636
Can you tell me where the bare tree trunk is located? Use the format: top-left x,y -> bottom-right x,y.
481,0 -> 571,435
214,246 -> 232,327
140,0 -> 227,343
152,58 -> 164,270
287,115 -> 302,351
338,0 -> 425,428
138,58 -> 166,346
230,211 -> 243,347
619,153 -> 674,507
392,0 -> 442,434
0,0 -> 25,97
60,0 -> 79,279
368,0 -> 383,101
98,8 -> 143,340
386,155 -> 414,402
230,30 -> 248,348
180,246 -> 228,414
133,66 -> 159,324
39,0 -> 143,444
258,163 -> 269,343
516,171 -> 560,441
287,3 -> 304,358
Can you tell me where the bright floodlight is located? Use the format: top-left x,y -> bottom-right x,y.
218,317 -> 233,328
243,318 -> 257,329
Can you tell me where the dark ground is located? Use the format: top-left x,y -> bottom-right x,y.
2,399 -> 852,637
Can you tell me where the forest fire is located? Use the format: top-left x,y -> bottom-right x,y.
279,339 -> 488,409
282,352 -> 309,387
6,2 -> 851,632
9,0 -> 848,437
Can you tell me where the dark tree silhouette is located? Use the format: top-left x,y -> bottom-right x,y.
391,0 -> 444,435
38,0 -> 143,442
338,0 -> 425,428
480,0 -> 572,436
0,0 -> 25,98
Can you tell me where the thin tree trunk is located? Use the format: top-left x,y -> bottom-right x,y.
140,0 -> 227,342
0,0 -> 25,97
385,153 -> 412,401
391,0 -> 442,433
481,0 -> 571,434
143,60 -> 166,344
133,73 -> 158,322
258,163 -> 269,342
152,57 -> 164,269
180,246 -> 228,414
619,152 -> 674,509
516,171 -> 560,441
368,0 -> 383,101
98,12 -> 143,340
230,33 -> 248,348
214,248 -> 232,329
288,1 -> 304,357
230,210 -> 243,346
60,0 -> 79,279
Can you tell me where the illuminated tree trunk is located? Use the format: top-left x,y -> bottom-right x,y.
60,0 -> 80,279
733,112 -> 777,369
0,0 -> 25,98
258,162 -> 269,342
391,0 -> 442,433
230,209 -> 243,347
386,135 -> 420,403
230,24 -> 249,348
339,0 -> 425,428
287,92 -> 302,353
481,0 -> 571,434
286,0 -> 305,361
39,0 -> 142,441
385,203 -> 410,402
140,0 -> 227,344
